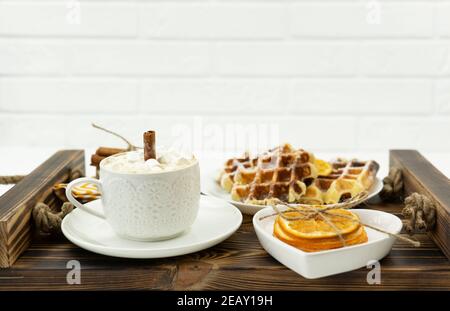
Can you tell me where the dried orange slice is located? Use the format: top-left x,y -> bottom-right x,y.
315,158 -> 332,176
274,223 -> 367,252
276,209 -> 360,239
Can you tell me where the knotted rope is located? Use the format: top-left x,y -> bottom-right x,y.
33,202 -> 74,234
403,192 -> 436,235
0,175 -> 26,185
379,167 -> 437,236
380,167 -> 403,201
32,169 -> 84,234
0,170 -> 85,234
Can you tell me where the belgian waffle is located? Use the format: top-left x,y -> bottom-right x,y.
217,144 -> 318,205
302,158 -> 379,205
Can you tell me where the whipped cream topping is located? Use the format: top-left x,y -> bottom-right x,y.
102,150 -> 196,174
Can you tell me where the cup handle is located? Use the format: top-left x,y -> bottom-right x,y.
66,177 -> 106,219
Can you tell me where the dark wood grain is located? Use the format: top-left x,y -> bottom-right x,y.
390,150 -> 450,260
0,150 -> 85,268
0,150 -> 449,290
0,202 -> 449,291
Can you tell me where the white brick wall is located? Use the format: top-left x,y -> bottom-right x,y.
290,3 -> 433,38
139,4 -> 286,39
0,0 -> 449,155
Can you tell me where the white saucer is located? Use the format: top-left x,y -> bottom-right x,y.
253,208 -> 402,279
201,168 -> 384,215
61,195 -> 242,258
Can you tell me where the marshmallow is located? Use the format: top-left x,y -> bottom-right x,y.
103,150 -> 194,174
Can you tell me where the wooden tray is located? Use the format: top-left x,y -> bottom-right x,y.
391,150 -> 450,260
0,150 -> 85,268
0,150 -> 448,290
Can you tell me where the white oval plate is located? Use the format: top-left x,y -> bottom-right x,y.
201,168 -> 383,215
62,195 -> 242,259
253,208 -> 402,279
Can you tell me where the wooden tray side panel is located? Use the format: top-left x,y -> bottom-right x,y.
390,150 -> 450,260
0,150 -> 85,268
0,222 -> 8,267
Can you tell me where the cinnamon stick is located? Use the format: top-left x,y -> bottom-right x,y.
144,131 -> 156,161
96,147 -> 126,157
91,154 -> 106,167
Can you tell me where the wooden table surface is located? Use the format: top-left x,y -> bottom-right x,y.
0,200 -> 449,291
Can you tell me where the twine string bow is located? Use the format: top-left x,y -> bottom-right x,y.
263,191 -> 421,248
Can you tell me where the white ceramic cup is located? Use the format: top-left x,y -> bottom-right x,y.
65,154 -> 200,241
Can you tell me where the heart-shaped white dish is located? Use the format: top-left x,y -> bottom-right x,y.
253,208 -> 402,279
